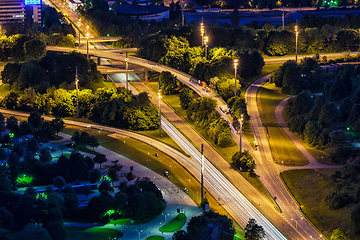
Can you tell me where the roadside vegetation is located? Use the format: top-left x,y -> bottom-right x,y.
159,213 -> 186,232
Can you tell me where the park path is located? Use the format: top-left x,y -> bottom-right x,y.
55,132 -> 202,240
274,97 -> 343,172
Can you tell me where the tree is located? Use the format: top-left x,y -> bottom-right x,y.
318,103 -> 339,128
46,221 -> 68,240
159,71 -> 178,95
93,154 -> 107,169
12,143 -> 25,157
40,148 -> 52,163
309,95 -> 326,120
351,204 -> 360,233
329,78 -> 347,101
35,121 -> 55,143
98,180 -> 114,193
1,63 -> 21,85
107,168 -> 119,187
325,191 -> 352,210
7,152 -> 19,168
244,218 -> 266,240
303,121 -> 320,147
0,149 -> 8,163
19,224 -> 51,240
85,192 -> 113,221
28,111 -> 44,129
352,87 -> 360,104
231,150 -> 255,172
179,87 -> 194,110
126,171 -> 136,183
0,207 -> 15,231
347,104 -> 360,128
27,137 -> 40,154
331,228 -> 349,240
20,121 -> 34,138
230,8 -> 240,26
24,39 -> 46,60
53,176 -> 65,189
339,98 -> 354,122
88,135 -> 99,150
0,112 -> 6,133
81,185 -> 93,200
62,191 -> 79,217
50,118 -> 65,136
88,168 -> 101,183
2,91 -> 19,109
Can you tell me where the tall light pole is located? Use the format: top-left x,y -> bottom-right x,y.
234,56 -> 238,97
125,51 -> 128,89
75,65 -> 79,118
77,20 -> 81,48
182,1 -> 184,26
239,111 -> 243,153
295,25 -> 298,63
200,20 -> 204,47
158,81 -> 162,138
282,6 -> 285,31
86,26 -> 89,59
201,144 -> 204,204
291,217 -> 303,231
204,36 -> 208,59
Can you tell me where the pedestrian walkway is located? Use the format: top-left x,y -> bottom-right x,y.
55,132 -> 202,240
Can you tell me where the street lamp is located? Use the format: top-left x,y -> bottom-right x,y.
234,57 -> 238,97
125,51 -> 128,89
77,20 -> 81,48
86,26 -> 89,59
162,213 -> 169,222
158,83 -> 162,138
282,6 -> 285,31
204,36 -> 208,59
200,21 -> 204,46
75,65 -> 79,118
295,25 -> 298,63
239,112 -> 243,153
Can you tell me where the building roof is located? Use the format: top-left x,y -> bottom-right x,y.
114,4 -> 170,16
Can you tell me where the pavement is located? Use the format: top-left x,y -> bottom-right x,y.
53,132 -> 202,240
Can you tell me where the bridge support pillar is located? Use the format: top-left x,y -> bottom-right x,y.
97,57 -> 101,66
145,68 -> 148,82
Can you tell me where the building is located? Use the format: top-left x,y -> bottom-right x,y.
25,2 -> 42,25
114,2 -> 170,21
0,0 -> 26,24
66,0 -> 85,11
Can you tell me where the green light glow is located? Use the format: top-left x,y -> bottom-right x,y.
9,133 -> 14,138
16,174 -> 34,187
103,209 -> 115,217
105,175 -> 111,181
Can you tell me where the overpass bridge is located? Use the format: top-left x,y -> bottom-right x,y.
46,46 -> 228,109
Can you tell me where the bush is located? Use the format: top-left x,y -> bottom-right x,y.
325,191 -> 353,210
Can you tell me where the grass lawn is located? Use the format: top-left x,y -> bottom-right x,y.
159,213 -> 186,232
62,126 -> 245,239
281,169 -> 358,239
66,227 -> 123,240
146,236 -> 164,240
0,84 -> 10,97
239,172 -> 273,202
258,82 -> 308,166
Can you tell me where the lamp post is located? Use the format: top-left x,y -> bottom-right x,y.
204,36 -> 208,59
234,57 -> 238,97
182,1 -> 184,26
295,25 -> 298,63
86,26 -> 89,59
239,112 -> 243,153
282,6 -> 285,31
75,65 -> 79,118
200,21 -> 204,47
158,82 -> 162,137
291,217 -> 303,231
77,20 -> 81,48
125,51 -> 128,89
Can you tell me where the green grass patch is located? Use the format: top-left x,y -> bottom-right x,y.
146,236 -> 164,240
147,82 -> 239,162
281,169 -> 358,239
239,172 -> 273,202
66,227 -> 123,240
0,84 -> 10,97
159,213 -> 186,232
258,82 -> 308,166
86,80 -> 115,91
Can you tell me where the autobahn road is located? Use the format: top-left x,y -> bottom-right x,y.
1,108 -> 287,239
46,46 -> 333,238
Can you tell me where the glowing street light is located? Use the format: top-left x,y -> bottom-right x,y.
234,57 -> 238,97
125,51 -> 128,89
239,112 -> 243,153
291,217 -> 303,231
200,21 -> 204,46
204,36 -> 208,59
86,26 -> 89,59
295,25 -> 299,63
75,65 -> 79,118
158,82 -> 162,138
